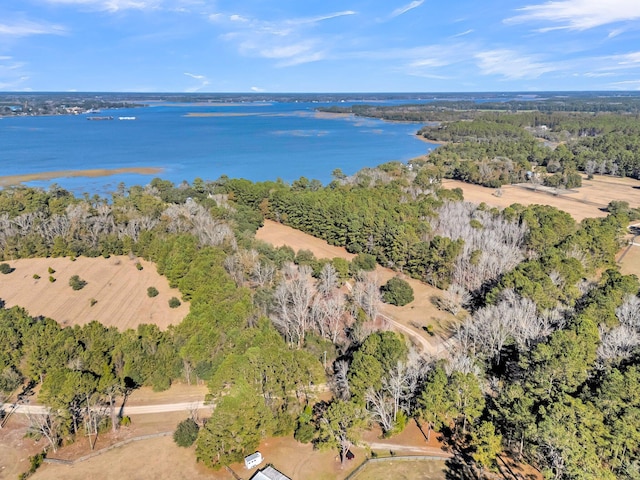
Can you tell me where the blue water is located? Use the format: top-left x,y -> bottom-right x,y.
0,102 -> 435,196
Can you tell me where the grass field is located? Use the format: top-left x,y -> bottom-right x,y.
0,255 -> 188,330
351,459 -> 446,480
442,174 -> 640,222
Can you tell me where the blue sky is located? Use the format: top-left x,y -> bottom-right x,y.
2,0 -> 640,92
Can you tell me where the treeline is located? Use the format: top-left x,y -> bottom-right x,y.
321,103 -> 640,185
222,174 -> 623,295
317,95 -> 640,121
1,173 -> 638,479
0,182 -> 324,459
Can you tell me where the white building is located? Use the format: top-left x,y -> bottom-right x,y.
244,452 -> 264,469
250,465 -> 291,480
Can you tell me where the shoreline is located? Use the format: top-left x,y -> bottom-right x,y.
416,134 -> 446,146
0,167 -> 164,187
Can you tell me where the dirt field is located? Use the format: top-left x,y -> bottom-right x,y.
619,244 -> 640,279
0,255 -> 188,330
442,174 -> 640,222
352,459 -> 446,480
256,220 -> 458,350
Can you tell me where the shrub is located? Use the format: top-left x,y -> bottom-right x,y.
48,267 -> 55,274
169,297 -> 181,308
49,276 -> 56,283
173,418 -> 199,447
136,262 -> 143,271
69,275 -> 87,290
0,263 -> 12,274
120,416 -> 131,427
381,277 -> 414,306
294,422 -> 315,444
351,253 -> 377,272
147,286 -> 159,298
33,274 -> 41,280
90,298 -> 98,307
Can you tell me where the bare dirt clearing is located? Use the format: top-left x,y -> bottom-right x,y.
351,459 -> 446,480
256,220 -> 457,352
443,174 -> 640,222
619,244 -> 640,279
0,256 -> 188,330
32,435 -> 220,480
3,384 -> 209,480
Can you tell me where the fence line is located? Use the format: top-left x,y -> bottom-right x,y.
44,431 -> 173,465
345,455 -> 448,480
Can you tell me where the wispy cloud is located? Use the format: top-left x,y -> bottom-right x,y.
608,79 -> 640,89
451,29 -> 474,38
0,56 -> 31,90
251,86 -> 265,92
0,20 -> 66,37
210,10 -> 355,66
183,72 -> 209,91
506,0 -> 640,30
390,1 -> 425,19
475,49 -> 557,79
287,11 -> 357,26
40,0 -> 162,13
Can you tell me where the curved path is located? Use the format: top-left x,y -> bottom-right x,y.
345,280 -> 447,358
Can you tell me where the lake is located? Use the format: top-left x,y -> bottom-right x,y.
0,102 -> 435,196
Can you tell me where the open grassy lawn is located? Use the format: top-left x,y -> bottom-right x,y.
0,255 -> 188,330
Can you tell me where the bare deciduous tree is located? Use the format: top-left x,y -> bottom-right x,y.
270,263 -> 316,348
317,263 -> 339,297
26,410 -> 61,452
351,272 -> 381,321
365,387 -> 395,433
332,360 -> 351,400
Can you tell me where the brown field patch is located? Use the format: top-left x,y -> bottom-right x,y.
0,255 -> 188,330
351,459 -> 447,480
619,244 -> 640,279
31,435 -> 221,480
256,220 -> 457,352
442,174 -> 640,222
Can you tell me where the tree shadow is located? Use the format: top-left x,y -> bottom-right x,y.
445,454 -> 481,480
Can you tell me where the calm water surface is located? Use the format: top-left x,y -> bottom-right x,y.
0,102 -> 435,195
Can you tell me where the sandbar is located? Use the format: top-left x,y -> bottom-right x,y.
0,167 -> 163,187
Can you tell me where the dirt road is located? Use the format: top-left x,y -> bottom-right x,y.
2,401 -> 207,416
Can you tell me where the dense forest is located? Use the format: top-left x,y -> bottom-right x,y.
321,102 -> 640,188
0,158 -> 639,479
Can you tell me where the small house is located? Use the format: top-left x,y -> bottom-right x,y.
244,452 -> 264,469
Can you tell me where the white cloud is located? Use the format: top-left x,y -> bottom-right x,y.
451,29 -> 473,38
475,49 -> 556,79
229,14 -> 249,23
616,52 -> 640,65
184,72 -> 205,79
390,1 -> 425,18
609,80 -> 640,89
0,21 -> 66,37
286,11 -> 357,26
210,10 -> 353,66
506,0 -> 640,30
41,0 -> 162,12
251,86 -> 265,92
183,72 -> 210,91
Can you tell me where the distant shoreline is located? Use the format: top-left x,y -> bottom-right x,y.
0,167 -> 163,187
